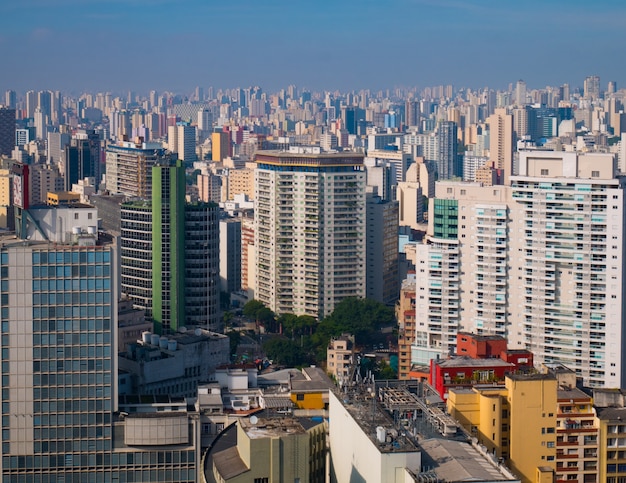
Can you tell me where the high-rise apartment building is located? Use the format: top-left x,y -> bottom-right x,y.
413,150 -> 625,388
254,147 -> 366,319
105,139 -> 174,198
486,108 -> 514,185
121,161 -> 220,333
0,107 -> 16,156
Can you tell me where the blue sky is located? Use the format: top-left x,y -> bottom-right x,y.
1,0 -> 625,95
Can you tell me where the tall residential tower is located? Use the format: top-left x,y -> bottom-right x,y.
254,147 -> 366,319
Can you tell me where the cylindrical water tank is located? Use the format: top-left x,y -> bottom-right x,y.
150,334 -> 160,346
194,328 -> 202,336
167,340 -> 177,351
142,331 -> 151,344
376,426 -> 386,443
159,336 -> 168,349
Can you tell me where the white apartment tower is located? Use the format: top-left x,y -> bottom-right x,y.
414,150 -> 626,388
254,147 -> 366,319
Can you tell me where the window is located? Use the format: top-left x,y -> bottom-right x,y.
592,170 -> 600,178
541,169 -> 549,175
296,394 -> 304,401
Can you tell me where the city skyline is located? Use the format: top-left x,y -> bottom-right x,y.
1,0 -> 625,94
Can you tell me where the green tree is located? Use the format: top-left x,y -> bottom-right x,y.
316,297 -> 396,346
263,338 -> 309,367
243,299 -> 265,320
226,330 -> 242,359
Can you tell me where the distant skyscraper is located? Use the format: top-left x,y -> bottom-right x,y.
211,131 -> 230,162
514,80 -> 527,106
405,99 -> 420,128
254,147 -> 366,319
64,130 -> 100,190
177,122 -> 197,162
121,161 -> 220,333
436,121 -> 459,180
25,90 -> 37,118
486,108 -> 514,185
4,90 -> 16,109
584,75 -> 601,100
0,107 -> 16,156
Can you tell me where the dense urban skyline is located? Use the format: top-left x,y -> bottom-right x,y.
1,0 -> 626,94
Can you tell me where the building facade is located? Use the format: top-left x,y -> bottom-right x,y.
254,147 -> 366,319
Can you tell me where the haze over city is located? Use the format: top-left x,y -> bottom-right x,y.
1,0 -> 625,93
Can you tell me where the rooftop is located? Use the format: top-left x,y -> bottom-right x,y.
239,417 -> 306,439
418,438 -> 518,482
436,357 -> 515,369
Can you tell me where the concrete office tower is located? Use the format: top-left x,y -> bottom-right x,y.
366,149 -> 413,186
254,147 -> 366,319
514,79 -> 527,106
4,90 -> 16,109
436,121 -> 459,180
167,124 -> 177,153
219,217 -> 242,293
0,107 -> 16,156
197,108 -> 212,141
37,90 -> 52,120
33,107 -> 47,140
177,122 -> 197,162
29,164 -> 64,205
64,130 -> 100,191
366,192 -> 399,305
486,108 -> 514,185
47,131 -> 70,168
25,90 -> 37,118
121,161 -> 220,333
405,99 -> 420,128
397,161 -> 433,229
584,75 -> 601,100
0,204 -> 201,482
105,139 -> 175,198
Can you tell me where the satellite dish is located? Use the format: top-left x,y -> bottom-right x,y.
250,415 -> 258,425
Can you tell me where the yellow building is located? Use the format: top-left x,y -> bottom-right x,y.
448,373 -> 558,483
597,405 -> 626,483
47,191 -> 80,206
211,417 -> 326,483
290,367 -> 333,410
226,168 -> 255,200
212,131 -> 230,162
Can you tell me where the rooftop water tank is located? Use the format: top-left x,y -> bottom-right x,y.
376,426 -> 386,444
150,334 -> 160,346
159,336 -> 168,349
142,331 -> 151,344
167,340 -> 177,351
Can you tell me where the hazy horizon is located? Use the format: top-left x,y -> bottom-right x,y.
1,0 -> 625,95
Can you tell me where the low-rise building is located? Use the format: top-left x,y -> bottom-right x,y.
327,335 -> 355,381
118,329 -> 229,397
